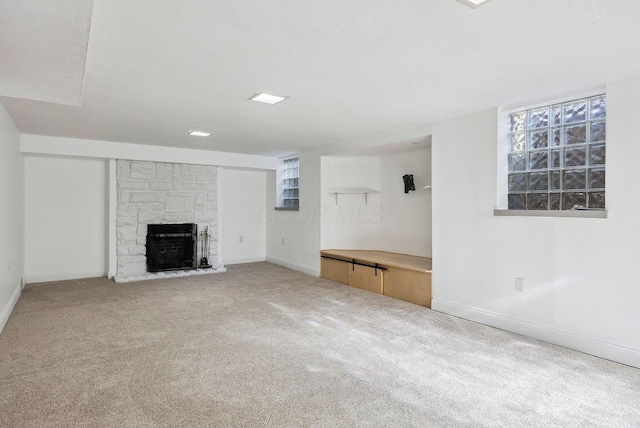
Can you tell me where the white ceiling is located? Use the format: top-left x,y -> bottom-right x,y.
2,0 -> 640,158
0,0 -> 93,105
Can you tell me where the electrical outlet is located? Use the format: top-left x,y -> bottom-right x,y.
281,238 -> 285,245
239,236 -> 244,243
515,277 -> 525,292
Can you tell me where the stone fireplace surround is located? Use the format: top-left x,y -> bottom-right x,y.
115,160 -> 224,282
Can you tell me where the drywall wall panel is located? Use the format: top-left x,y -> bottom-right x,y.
0,102 -> 25,333
266,152 -> 322,276
220,168 -> 267,264
320,156 -> 382,251
25,156 -> 108,282
380,149 -> 431,257
431,76 -> 640,367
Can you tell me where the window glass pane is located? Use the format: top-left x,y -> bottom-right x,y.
589,168 -> 605,189
509,133 -> 525,152
529,151 -> 548,170
528,108 -> 549,129
510,112 -> 526,132
563,147 -> 586,167
282,157 -> 299,208
528,172 -> 548,191
552,105 -> 562,126
563,100 -> 587,124
590,96 -> 606,119
550,149 -> 561,169
562,192 -> 586,210
508,154 -> 527,172
508,194 -> 526,210
589,145 -> 606,166
550,171 -> 561,190
591,121 -> 606,143
589,192 -> 605,208
564,124 -> 587,145
508,174 -> 527,192
563,170 -> 586,190
507,94 -> 604,211
529,130 -> 548,149
551,128 -> 562,147
526,193 -> 548,210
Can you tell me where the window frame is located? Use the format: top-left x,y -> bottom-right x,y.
496,89 -> 607,218
275,156 -> 300,211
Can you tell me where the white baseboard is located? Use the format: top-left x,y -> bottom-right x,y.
223,255 -> 266,265
25,270 -> 107,284
432,299 -> 640,369
266,255 -> 320,277
0,283 -> 22,335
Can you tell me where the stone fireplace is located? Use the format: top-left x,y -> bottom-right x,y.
115,160 -> 221,281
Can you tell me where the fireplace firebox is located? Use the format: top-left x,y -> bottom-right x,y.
146,223 -> 197,272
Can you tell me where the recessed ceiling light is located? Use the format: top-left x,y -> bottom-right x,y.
187,130 -> 211,137
455,0 -> 491,8
248,91 -> 289,105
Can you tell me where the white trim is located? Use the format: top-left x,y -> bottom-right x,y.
107,159 -> 117,278
494,209 -> 607,219
431,298 -> 640,369
216,166 -> 225,270
25,270 -> 107,284
266,255 -> 320,277
224,255 -> 267,265
0,283 -> 22,334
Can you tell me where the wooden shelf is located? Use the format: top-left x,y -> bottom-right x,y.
327,187 -> 380,205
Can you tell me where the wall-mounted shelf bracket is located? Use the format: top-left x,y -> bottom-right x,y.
328,188 -> 381,205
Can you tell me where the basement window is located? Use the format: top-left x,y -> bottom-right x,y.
504,94 -> 606,212
275,157 -> 299,210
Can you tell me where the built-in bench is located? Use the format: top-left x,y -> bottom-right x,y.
320,249 -> 432,308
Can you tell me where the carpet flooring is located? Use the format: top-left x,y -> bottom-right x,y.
1,262 -> 639,427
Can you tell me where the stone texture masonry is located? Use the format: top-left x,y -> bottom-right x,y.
116,160 -> 219,278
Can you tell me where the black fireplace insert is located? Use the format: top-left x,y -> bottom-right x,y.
146,223 -> 197,272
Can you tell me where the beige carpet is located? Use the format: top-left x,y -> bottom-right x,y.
1,262 -> 639,427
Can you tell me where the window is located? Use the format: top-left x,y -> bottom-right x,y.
282,157 -> 299,209
507,94 -> 606,210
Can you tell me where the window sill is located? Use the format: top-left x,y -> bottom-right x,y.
275,207 -> 299,211
494,209 -> 607,219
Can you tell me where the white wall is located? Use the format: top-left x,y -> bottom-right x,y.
319,151 -> 432,256
266,152 -> 322,276
0,102 -> 25,333
380,149 -> 431,257
25,156 -> 108,283
431,75 -> 640,368
320,156 -> 382,250
220,168 -> 267,264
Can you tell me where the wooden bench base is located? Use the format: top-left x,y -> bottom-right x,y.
320,250 -> 432,308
